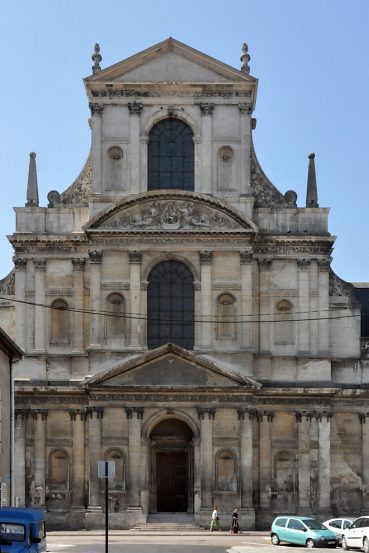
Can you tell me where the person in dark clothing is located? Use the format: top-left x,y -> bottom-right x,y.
230,508 -> 240,533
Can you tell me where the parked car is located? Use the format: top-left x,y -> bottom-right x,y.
342,516 -> 369,552
271,515 -> 338,548
323,518 -> 356,543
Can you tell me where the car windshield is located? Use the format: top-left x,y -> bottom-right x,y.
303,519 -> 326,530
0,522 -> 25,542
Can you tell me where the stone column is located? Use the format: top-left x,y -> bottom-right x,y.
200,103 -> 214,194
126,407 -> 144,509
70,409 -> 85,510
88,250 -> 102,347
199,252 -> 213,349
14,258 -> 27,351
316,412 -> 332,515
14,410 -> 27,506
193,437 -> 201,514
140,437 -> 149,513
87,407 -> 103,512
359,414 -> 369,510
128,102 -> 143,195
89,102 -> 103,194
258,411 -> 274,509
32,409 -> 48,507
128,251 -> 142,349
72,259 -> 86,353
238,103 -> 251,194
297,260 -> 311,354
238,409 -> 255,509
296,412 -> 312,512
258,260 -> 272,353
34,259 -> 46,352
318,260 -> 330,354
240,252 -> 253,349
198,408 -> 214,508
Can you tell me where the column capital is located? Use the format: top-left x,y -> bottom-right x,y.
128,101 -> 143,115
89,102 -> 104,116
32,409 -> 48,421
128,250 -> 142,264
199,251 -> 213,264
295,411 -> 313,422
257,411 -> 274,422
238,408 -> 256,420
359,413 -> 369,424
72,258 -> 86,271
88,250 -> 102,263
200,103 -> 214,116
197,408 -> 215,420
240,251 -> 252,265
15,408 -> 30,420
238,103 -> 252,115
297,259 -> 311,271
69,409 -> 86,421
34,258 -> 47,271
318,259 -> 331,272
87,406 -> 104,419
258,258 -> 272,271
315,411 -> 333,422
13,257 -> 27,270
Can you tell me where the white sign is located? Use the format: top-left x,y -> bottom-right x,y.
1,482 -> 8,507
98,460 -> 115,479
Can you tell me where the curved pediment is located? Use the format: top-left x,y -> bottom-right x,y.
84,190 -> 258,235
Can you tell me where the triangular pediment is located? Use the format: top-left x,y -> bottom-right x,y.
84,190 -> 258,235
85,38 -> 256,84
85,343 -> 261,389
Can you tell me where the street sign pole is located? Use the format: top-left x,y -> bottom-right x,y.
105,461 -> 108,553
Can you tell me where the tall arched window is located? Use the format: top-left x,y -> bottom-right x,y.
50,299 -> 69,344
147,260 -> 194,349
148,119 -> 194,191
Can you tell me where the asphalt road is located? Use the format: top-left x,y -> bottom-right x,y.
45,531 -> 342,553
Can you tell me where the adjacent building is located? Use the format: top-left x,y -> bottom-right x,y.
0,38 -> 368,529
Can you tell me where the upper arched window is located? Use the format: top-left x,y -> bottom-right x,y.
50,299 -> 69,344
147,260 -> 194,350
148,119 -> 194,191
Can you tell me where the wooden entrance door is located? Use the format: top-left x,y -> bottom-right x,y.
157,451 -> 188,512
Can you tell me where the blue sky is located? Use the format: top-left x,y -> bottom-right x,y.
1,0 -> 368,281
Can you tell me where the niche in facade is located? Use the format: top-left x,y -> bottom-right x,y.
105,449 -> 125,491
105,293 -> 125,341
217,293 -> 236,339
217,145 -> 235,190
106,146 -> 124,190
50,299 -> 69,344
48,449 -> 69,491
273,450 -> 295,494
216,449 -> 237,492
274,299 -> 294,345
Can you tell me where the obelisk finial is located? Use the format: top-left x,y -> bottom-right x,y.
92,43 -> 102,74
25,152 -> 39,207
306,152 -> 319,208
240,43 -> 250,74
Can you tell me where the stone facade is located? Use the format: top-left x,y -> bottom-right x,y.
0,38 -> 368,529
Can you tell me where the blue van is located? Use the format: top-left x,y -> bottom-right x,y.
0,508 -> 46,553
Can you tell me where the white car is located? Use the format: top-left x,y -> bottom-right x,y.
342,516 -> 369,552
323,517 -> 356,542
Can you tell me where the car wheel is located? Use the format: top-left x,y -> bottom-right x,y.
363,537 -> 369,553
271,533 -> 280,545
306,538 -> 316,548
342,536 -> 349,550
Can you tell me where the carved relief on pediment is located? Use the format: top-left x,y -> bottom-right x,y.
95,198 -> 252,233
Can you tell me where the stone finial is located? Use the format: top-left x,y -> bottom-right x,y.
92,43 -> 102,74
306,152 -> 319,208
25,152 -> 39,207
240,42 -> 250,74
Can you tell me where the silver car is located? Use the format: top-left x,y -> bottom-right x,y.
323,518 -> 356,543
342,516 -> 369,552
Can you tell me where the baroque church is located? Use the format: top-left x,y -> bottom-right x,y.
0,38 -> 368,530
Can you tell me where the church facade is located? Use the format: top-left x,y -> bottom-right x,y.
0,38 -> 368,530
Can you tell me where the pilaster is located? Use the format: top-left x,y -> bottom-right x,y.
88,250 -> 102,348
89,102 -> 103,194
87,407 -> 103,512
128,102 -> 143,194
32,409 -> 48,507
199,251 -> 213,349
72,259 -> 86,353
297,260 -> 310,354
126,407 -> 144,510
258,259 -> 272,353
14,410 -> 28,506
240,252 -> 253,349
316,411 -> 332,517
296,412 -> 312,512
34,259 -> 46,353
238,103 -> 252,194
14,258 -> 27,350
258,411 -> 274,510
70,409 -> 85,511
318,260 -> 330,354
198,408 -> 215,508
238,409 -> 255,509
200,103 -> 214,194
128,251 -> 142,349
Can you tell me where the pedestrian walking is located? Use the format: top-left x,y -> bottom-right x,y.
230,508 -> 240,533
210,506 -> 220,531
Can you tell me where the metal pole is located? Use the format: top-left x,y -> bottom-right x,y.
105,460 -> 108,553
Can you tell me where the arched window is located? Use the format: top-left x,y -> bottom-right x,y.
50,299 -> 69,344
48,450 -> 69,491
147,260 -> 194,349
216,450 -> 237,492
105,449 -> 125,491
105,293 -> 125,339
148,119 -> 194,191
274,299 -> 294,345
217,293 -> 236,339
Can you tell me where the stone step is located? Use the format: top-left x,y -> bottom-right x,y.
131,513 -> 205,532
